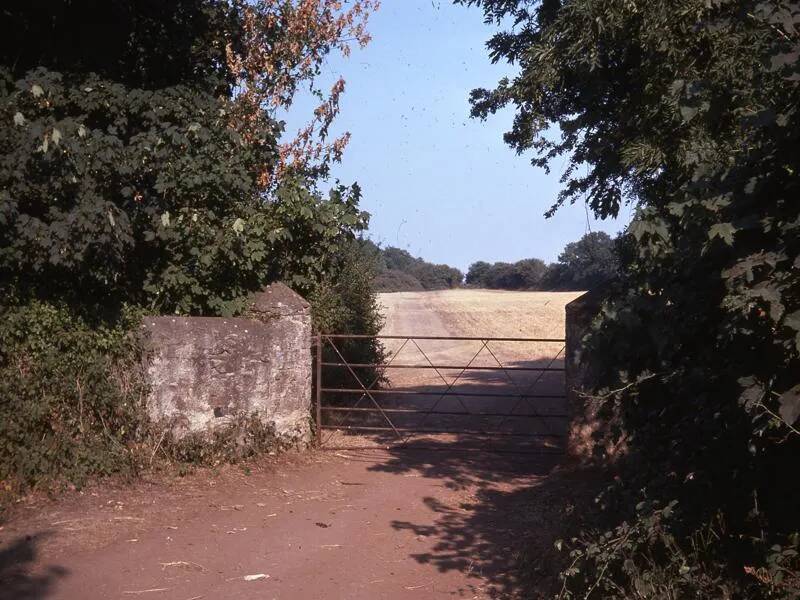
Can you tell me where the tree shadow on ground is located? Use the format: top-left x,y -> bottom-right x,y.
0,532 -> 67,600
366,440 -> 561,490
370,443 -> 606,598
323,350 -> 608,596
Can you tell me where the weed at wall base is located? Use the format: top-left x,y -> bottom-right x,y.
152,414 -> 291,468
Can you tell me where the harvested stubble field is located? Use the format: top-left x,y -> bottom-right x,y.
379,289 -> 582,340
323,290 -> 582,461
375,289 -> 580,387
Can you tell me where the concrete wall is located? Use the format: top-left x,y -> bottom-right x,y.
143,283 -> 312,444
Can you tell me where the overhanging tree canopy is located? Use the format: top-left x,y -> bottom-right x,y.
0,1 -> 376,315
462,0 -> 800,596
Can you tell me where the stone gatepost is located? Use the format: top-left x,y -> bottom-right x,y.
143,283 -> 312,444
565,289 -> 604,460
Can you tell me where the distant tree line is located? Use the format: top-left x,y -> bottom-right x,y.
363,242 -> 464,292
466,232 -> 619,291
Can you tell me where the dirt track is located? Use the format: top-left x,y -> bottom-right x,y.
1,290 -> 580,600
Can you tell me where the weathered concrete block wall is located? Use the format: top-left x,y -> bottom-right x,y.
565,289 -> 605,460
143,283 -> 312,443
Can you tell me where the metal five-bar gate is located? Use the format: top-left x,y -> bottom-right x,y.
314,334 -> 568,454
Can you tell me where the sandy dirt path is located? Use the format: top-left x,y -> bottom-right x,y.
1,291 -> 580,600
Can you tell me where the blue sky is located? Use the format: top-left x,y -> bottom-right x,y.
284,0 -> 632,272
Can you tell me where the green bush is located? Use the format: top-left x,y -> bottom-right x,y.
310,238 -> 386,397
0,301 -> 148,492
0,66 -> 377,316
542,232 -> 619,291
465,234 -> 618,291
311,238 -> 384,337
374,269 -> 425,292
0,1 -> 381,500
375,244 -> 463,291
0,3 -> 371,317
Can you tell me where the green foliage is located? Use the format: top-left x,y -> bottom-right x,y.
311,237 -> 386,396
0,1 -> 376,496
465,0 -> 800,596
272,183 -> 371,297
543,232 -> 619,290
557,500 -> 758,599
374,269 -> 426,292
0,3 -> 371,316
0,0 -> 238,92
466,257 -> 549,289
372,243 -> 464,291
465,233 -> 617,290
0,301 -> 148,492
465,260 -> 492,286
515,258 -> 550,288
311,238 -> 384,338
0,66 -> 369,316
482,261 -> 521,289
0,66 -> 278,315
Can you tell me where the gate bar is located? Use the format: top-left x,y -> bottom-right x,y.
321,387 -> 565,399
321,362 -> 564,372
322,334 -> 565,342
321,406 -> 568,418
321,424 -> 567,438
